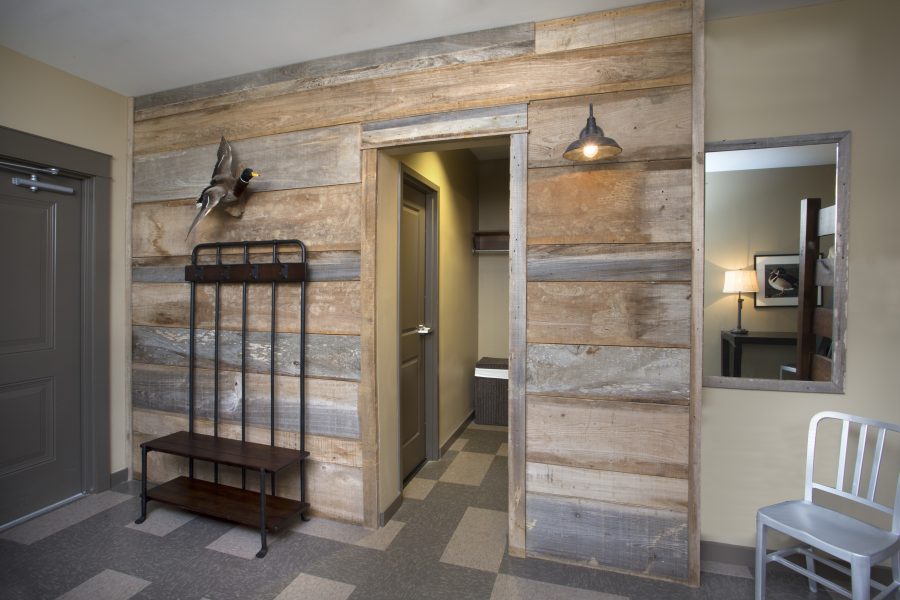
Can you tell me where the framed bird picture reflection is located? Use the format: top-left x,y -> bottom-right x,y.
753,253 -> 822,308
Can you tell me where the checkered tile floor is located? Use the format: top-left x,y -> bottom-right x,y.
0,422 -> 828,599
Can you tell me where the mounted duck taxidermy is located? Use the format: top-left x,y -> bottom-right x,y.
186,137 -> 258,238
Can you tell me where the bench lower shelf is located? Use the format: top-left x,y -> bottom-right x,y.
147,476 -> 308,532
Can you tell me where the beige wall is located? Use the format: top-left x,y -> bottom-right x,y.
704,165 -> 835,379
400,151 -> 479,445
0,46 -> 131,475
477,158 -> 510,359
703,0 -> 900,546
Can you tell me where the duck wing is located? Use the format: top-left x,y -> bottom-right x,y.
186,184 -> 226,239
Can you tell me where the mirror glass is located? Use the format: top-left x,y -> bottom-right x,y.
703,133 -> 848,392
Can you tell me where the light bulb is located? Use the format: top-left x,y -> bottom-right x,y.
582,143 -> 599,159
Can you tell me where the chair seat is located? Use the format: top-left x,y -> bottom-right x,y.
759,500 -> 900,560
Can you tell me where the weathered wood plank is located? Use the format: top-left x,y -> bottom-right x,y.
536,0 -> 691,54
526,395 -> 689,478
508,133 -> 528,556
526,343 -> 689,403
132,325 -> 361,381
133,432 -> 364,523
132,281 -> 360,336
361,104 -> 527,149
688,0 -> 703,586
526,461 -> 688,512
134,125 -> 360,204
528,85 -> 692,168
133,407 -> 362,467
528,163 -> 692,244
132,251 -> 361,283
134,23 -> 536,120
527,492 -> 688,580
132,363 -> 360,439
358,148 -> 379,529
134,36 -> 692,155
527,243 -> 692,282
132,185 -> 361,257
527,282 -> 691,348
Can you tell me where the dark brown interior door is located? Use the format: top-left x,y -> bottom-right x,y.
0,165 -> 83,525
399,179 -> 427,480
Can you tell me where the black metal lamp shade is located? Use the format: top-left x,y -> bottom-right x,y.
562,103 -> 622,162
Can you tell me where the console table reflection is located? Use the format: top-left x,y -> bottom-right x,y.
720,331 -> 797,377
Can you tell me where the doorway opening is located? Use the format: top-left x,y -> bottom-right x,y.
374,136 -> 512,524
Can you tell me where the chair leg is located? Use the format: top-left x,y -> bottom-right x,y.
755,518 -> 767,600
805,548 -> 818,592
850,558 -> 871,600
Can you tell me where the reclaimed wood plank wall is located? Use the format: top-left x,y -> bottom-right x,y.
130,0 -> 700,582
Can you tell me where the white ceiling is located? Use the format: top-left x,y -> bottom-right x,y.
0,0 -> 835,98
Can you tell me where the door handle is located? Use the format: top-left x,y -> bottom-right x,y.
416,324 -> 433,335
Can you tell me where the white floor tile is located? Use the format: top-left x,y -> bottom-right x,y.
440,507 -> 507,573
56,569 -> 150,600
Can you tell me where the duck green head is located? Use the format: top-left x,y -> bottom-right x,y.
239,168 -> 258,182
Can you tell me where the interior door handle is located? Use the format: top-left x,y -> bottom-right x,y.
416,325 -> 433,335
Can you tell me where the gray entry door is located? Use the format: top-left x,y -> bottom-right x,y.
0,165 -> 83,525
399,179 -> 428,480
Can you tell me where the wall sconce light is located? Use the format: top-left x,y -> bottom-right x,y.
562,103 -> 623,162
722,269 -> 760,334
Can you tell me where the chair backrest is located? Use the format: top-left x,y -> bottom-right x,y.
805,411 -> 900,533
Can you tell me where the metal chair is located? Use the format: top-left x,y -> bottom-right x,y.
756,411 -> 900,600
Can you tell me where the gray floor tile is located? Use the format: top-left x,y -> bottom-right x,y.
125,505 -> 195,537
56,569 -> 150,600
490,573 -> 627,600
403,478 -> 436,500
440,452 -> 495,486
292,517 -> 404,551
441,507 -> 508,573
273,573 -> 355,600
467,424 -> 509,432
205,525 -> 276,559
701,560 -> 752,579
1,491 -> 132,545
449,437 -> 469,452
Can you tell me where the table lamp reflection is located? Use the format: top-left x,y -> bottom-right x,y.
723,269 -> 760,335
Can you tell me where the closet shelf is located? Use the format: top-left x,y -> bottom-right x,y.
473,230 -> 509,253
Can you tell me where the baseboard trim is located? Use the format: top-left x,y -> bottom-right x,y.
109,468 -> 129,488
701,540 -> 755,567
440,410 -> 474,455
379,493 -> 403,527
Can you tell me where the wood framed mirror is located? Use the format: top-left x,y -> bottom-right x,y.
702,131 -> 849,393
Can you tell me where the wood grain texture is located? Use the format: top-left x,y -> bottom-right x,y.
132,185 -> 361,257
528,163 -> 691,244
133,125 -> 360,204
133,432 -> 364,523
362,104 -> 527,148
133,407 -> 362,467
508,133 -> 528,556
134,23 -> 536,120
134,36 -> 692,155
358,148 -> 379,529
535,0 -> 691,54
132,325 -> 361,381
688,0 -> 704,585
526,461 -> 687,512
527,85 -> 691,168
526,343 -> 689,403
527,492 -> 687,580
526,396 -> 689,478
527,281 -> 691,347
132,363 -> 360,439
527,243 -> 692,282
132,251 -> 361,283
132,281 -> 360,336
